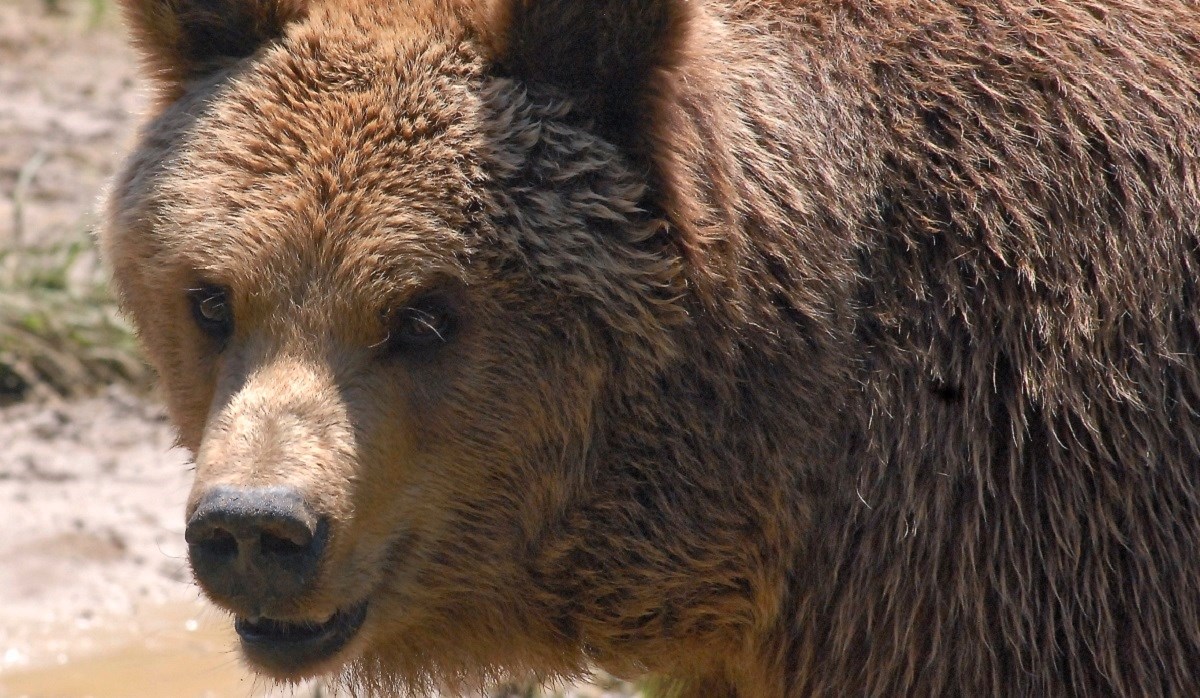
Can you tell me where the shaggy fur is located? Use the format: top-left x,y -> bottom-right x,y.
103,0 -> 1200,695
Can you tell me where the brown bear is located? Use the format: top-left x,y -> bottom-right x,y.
102,0 -> 1200,695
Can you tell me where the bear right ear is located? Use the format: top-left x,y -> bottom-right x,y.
482,0 -> 693,147
119,0 -> 308,97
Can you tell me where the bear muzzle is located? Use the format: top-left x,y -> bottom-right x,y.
185,484 -> 369,674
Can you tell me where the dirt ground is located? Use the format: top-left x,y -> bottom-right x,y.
0,2 -> 635,696
0,0 -> 137,255
0,387 -> 279,697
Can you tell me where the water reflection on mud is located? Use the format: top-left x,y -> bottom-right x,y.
0,599 -> 315,698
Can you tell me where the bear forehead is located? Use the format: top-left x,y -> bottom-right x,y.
155,8 -> 489,295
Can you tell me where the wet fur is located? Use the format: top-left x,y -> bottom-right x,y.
105,0 -> 1200,695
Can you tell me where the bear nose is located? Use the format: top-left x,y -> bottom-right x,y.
185,485 -> 328,614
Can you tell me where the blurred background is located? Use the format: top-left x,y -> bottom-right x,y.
0,1 -> 639,695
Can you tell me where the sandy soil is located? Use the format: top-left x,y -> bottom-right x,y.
0,3 -> 636,696
0,0 -> 141,255
0,387 -> 274,697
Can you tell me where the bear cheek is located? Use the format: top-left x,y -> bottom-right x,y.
110,259 -> 219,452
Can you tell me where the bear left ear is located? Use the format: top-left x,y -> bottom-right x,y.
119,0 -> 309,98
483,0 -> 693,145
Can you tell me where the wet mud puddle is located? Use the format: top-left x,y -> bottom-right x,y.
0,599 -> 297,698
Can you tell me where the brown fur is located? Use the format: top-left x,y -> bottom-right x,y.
103,0 -> 1200,695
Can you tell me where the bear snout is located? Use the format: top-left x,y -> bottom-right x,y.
185,484 -> 329,617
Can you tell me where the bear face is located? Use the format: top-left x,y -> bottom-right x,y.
105,0 -> 706,688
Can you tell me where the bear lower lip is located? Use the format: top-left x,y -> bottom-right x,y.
235,600 -> 368,674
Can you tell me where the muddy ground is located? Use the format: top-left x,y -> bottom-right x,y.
0,2 -> 636,696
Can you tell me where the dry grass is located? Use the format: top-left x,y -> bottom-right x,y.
0,218 -> 151,404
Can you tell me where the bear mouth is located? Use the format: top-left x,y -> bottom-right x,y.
234,599 -> 369,674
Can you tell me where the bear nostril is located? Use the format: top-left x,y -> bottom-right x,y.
260,528 -> 310,556
200,527 -> 239,559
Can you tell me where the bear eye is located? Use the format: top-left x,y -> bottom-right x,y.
187,284 -> 234,345
384,295 -> 458,355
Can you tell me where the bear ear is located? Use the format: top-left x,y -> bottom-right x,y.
483,0 -> 693,144
118,0 -> 308,96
